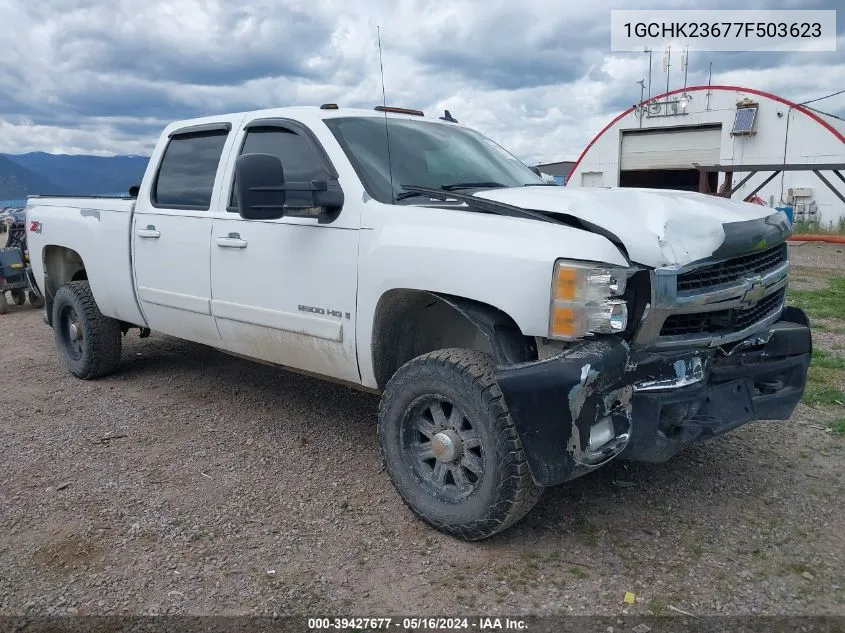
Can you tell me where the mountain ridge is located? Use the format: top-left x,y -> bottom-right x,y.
0,155 -> 61,200
0,152 -> 150,201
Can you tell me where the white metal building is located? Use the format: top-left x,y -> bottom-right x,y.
567,85 -> 845,226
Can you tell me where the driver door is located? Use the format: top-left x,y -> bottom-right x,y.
209,119 -> 361,384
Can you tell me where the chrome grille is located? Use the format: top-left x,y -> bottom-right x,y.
677,243 -> 788,292
660,289 -> 786,337
634,239 -> 791,349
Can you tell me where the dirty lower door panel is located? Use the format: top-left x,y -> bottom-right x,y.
209,215 -> 361,384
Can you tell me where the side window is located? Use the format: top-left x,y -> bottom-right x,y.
153,129 -> 229,209
229,126 -> 328,210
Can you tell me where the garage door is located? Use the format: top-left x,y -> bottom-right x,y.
620,125 -> 721,171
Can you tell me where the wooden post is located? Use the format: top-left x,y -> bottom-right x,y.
698,170 -> 711,194
718,171 -> 733,197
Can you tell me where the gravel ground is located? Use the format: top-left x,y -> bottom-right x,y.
788,242 -> 845,293
1,250 -> 844,618
787,241 -> 844,271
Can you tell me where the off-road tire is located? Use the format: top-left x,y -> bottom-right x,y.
28,291 -> 45,308
378,348 -> 543,540
11,289 -> 26,305
0,292 -> 8,315
52,281 -> 122,379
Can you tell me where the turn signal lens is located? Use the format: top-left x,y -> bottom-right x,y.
555,268 -> 578,301
551,306 -> 580,339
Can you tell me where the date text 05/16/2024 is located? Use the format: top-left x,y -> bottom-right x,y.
306,617 -> 528,631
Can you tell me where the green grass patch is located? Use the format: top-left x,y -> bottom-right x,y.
648,597 -> 667,616
812,349 -> 845,370
803,367 -> 845,406
788,276 -> 845,320
780,562 -> 815,576
793,217 -> 845,236
568,566 -> 586,580
826,419 -> 845,436
811,322 -> 845,334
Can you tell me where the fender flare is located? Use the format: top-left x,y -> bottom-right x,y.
428,292 -> 537,366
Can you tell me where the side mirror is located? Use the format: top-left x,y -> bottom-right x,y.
235,153 -> 345,223
235,153 -> 286,220
529,166 -> 541,177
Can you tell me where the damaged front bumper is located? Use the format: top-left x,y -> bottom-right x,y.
495,307 -> 812,487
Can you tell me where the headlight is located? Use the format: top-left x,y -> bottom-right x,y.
549,260 -> 631,340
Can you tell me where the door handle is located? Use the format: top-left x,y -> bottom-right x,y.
216,232 -> 248,248
137,225 -> 160,239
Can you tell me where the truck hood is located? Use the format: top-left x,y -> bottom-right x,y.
474,186 -> 788,268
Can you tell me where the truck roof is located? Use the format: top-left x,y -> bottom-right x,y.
164,105 -> 466,137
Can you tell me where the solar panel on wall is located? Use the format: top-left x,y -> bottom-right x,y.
732,106 -> 758,135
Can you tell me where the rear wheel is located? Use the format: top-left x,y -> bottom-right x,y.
378,349 -> 543,540
11,289 -> 25,305
52,281 -> 122,379
28,291 -> 45,308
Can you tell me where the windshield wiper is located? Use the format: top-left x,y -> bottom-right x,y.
398,185 -> 565,226
441,181 -> 507,191
394,190 -> 462,202
396,182 -> 509,200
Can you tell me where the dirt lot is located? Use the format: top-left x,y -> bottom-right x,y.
1,243 -> 844,618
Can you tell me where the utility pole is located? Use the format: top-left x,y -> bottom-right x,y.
637,79 -> 646,127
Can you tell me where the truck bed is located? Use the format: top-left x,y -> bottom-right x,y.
25,196 -> 147,327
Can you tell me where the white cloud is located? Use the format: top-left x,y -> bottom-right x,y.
0,0 -> 842,163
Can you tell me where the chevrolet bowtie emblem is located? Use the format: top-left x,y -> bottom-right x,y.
739,276 -> 766,308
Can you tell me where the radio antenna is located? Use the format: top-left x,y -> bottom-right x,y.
377,26 -> 395,204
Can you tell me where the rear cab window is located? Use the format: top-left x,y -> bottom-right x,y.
152,125 -> 231,210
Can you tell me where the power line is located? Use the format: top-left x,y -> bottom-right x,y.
778,87 -> 845,203
805,105 -> 845,122
798,88 -> 845,106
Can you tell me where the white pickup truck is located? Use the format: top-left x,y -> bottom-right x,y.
25,105 -> 812,540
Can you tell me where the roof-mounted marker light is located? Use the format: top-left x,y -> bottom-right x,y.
374,106 -> 424,116
320,103 -> 339,109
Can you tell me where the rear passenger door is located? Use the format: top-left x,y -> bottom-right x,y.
133,123 -> 234,346
209,118 -> 361,384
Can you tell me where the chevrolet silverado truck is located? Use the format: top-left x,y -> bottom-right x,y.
25,105 -> 812,540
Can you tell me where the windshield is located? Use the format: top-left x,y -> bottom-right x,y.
323,116 -> 544,204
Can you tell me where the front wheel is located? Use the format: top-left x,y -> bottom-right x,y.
0,293 -> 8,315
378,349 -> 543,540
11,289 -> 26,305
52,281 -> 122,379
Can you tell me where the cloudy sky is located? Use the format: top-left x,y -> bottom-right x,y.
1,0 -> 842,164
